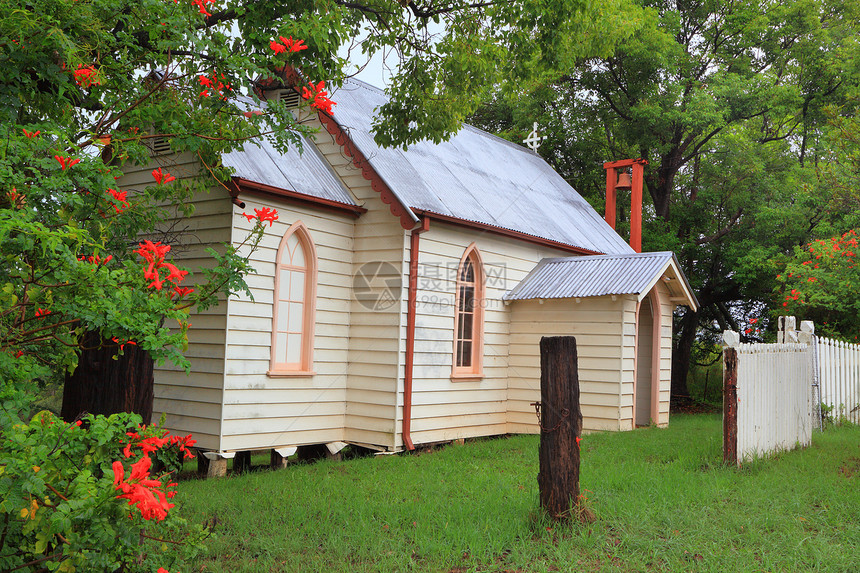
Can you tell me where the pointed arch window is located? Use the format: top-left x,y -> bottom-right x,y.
268,221 -> 316,376
452,244 -> 484,379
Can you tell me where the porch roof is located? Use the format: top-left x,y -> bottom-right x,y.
503,251 -> 698,310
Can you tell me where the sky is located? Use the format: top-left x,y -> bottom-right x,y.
338,40 -> 395,90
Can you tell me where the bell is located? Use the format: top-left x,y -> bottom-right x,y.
615,170 -> 632,190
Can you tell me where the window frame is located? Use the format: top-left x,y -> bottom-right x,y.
267,221 -> 317,377
451,243 -> 484,380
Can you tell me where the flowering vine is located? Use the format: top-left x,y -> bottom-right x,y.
152,167 -> 177,185
54,155 -> 81,170
302,80 -> 335,115
199,71 -> 232,99
112,455 -> 176,521
270,35 -> 308,54
134,240 -> 189,292
241,206 -> 279,227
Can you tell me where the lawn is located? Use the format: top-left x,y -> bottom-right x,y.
173,414 -> 860,572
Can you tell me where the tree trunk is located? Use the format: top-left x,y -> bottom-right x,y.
61,331 -> 154,424
537,336 -> 583,520
671,308 -> 699,398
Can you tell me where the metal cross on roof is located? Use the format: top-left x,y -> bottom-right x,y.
523,122 -> 546,151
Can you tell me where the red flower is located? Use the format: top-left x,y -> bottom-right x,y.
151,168 -> 176,185
301,81 -> 336,115
242,207 -> 279,226
169,434 -> 197,459
54,155 -> 81,170
749,318 -> 758,324
270,40 -> 286,53
160,261 -> 189,285
113,455 -> 176,521
279,36 -> 308,53
134,241 -> 190,292
173,286 -> 194,299
22,128 -> 39,138
191,0 -> 214,16
111,337 -> 137,351
14,350 -> 23,358
35,308 -> 50,317
73,64 -> 100,88
112,460 -> 125,487
199,74 -> 213,88
255,207 -> 278,226
106,188 -> 130,213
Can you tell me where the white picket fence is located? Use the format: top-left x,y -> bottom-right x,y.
817,336 -> 860,425
723,319 -> 860,465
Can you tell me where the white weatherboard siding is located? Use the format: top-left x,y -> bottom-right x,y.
221,195 -> 355,452
403,222 -> 570,445
508,297 -> 628,433
311,128 -> 406,449
119,153 -> 233,450
654,282 -> 674,426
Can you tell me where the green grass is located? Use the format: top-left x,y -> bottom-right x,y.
173,415 -> 860,572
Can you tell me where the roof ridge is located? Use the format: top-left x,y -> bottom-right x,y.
461,124 -> 540,156
341,78 -> 540,157
341,77 -> 387,96
543,251 -> 673,263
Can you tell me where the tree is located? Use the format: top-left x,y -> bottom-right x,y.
0,0 -> 648,400
469,0 -> 860,396
1,1 -> 651,568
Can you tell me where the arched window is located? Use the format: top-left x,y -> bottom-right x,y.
452,244 -> 484,379
269,221 -> 316,376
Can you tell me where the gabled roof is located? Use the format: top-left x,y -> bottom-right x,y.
224,79 -> 634,255
503,252 -> 698,310
223,109 -> 358,207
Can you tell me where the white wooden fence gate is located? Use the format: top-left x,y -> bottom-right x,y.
722,326 -> 813,465
722,318 -> 860,465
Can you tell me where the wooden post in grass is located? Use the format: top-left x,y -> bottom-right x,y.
722,330 -> 739,466
537,336 -> 583,520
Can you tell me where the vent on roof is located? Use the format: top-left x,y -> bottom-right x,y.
271,88 -> 301,109
150,136 -> 172,156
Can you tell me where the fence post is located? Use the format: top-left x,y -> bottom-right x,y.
799,321 -> 821,430
722,330 -> 740,466
537,336 -> 583,520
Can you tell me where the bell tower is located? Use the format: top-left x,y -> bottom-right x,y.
603,158 -> 648,252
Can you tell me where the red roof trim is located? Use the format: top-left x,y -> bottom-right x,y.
412,209 -> 603,256
231,177 -> 366,218
316,111 -> 417,230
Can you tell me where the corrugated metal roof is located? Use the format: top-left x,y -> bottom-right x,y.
223,82 -> 635,254
222,99 -> 358,207
329,80 -> 634,255
504,252 -> 687,301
